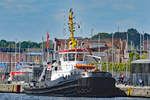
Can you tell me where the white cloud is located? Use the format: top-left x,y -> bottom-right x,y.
0,0 -> 16,7
88,0 -> 107,9
52,9 -> 66,21
112,3 -> 134,10
116,19 -> 137,28
54,12 -> 64,21
3,0 -> 16,3
0,0 -> 39,9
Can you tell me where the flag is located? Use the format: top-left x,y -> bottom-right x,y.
1,74 -> 5,80
47,32 -> 49,49
47,64 -> 51,70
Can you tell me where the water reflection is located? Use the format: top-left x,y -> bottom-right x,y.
0,93 -> 149,100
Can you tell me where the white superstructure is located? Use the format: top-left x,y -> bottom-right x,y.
49,49 -> 100,81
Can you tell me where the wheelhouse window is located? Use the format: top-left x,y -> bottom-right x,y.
63,54 -> 68,61
68,53 -> 75,61
59,54 -> 63,59
76,53 -> 84,61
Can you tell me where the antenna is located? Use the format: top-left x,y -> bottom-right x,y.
63,10 -> 67,50
68,8 -> 77,49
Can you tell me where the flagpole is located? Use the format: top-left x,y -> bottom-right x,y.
42,35 -> 44,63
47,32 -> 50,63
47,49 -> 49,63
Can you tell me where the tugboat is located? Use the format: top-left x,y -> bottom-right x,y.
23,8 -> 116,97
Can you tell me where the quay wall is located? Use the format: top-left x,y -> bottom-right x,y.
0,84 -> 150,98
0,84 -> 24,93
116,85 -> 150,97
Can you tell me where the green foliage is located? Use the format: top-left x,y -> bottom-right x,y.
140,53 -> 147,59
129,51 -> 135,62
91,28 -> 149,48
92,32 -> 112,39
19,41 -> 41,48
129,50 -> 141,61
0,40 -> 54,49
95,62 -> 130,72
7,41 -> 15,48
39,41 -> 54,49
136,53 -> 140,60
0,40 -> 8,47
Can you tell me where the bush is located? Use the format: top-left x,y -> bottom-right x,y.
94,62 -> 130,72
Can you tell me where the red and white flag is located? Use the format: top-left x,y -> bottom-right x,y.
47,32 -> 49,49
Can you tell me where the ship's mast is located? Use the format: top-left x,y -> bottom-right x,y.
68,8 -> 77,49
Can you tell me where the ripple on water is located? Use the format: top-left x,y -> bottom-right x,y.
0,93 -> 149,100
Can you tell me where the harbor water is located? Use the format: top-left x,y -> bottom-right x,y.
0,93 -> 149,100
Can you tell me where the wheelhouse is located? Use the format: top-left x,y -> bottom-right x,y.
59,49 -> 88,62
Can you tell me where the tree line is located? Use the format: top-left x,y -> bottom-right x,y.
92,28 -> 150,48
1,28 -> 149,49
0,40 -> 53,49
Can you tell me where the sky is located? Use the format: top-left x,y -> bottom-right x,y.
0,0 -> 150,42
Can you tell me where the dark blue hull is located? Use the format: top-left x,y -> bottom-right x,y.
23,72 -> 125,97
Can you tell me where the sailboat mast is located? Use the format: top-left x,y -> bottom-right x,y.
147,36 -> 149,58
19,42 -> 21,63
112,33 -> 114,77
42,36 -> 44,63
140,32 -> 141,57
15,40 -> 16,71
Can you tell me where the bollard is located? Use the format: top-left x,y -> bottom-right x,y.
127,88 -> 131,96
16,85 -> 20,93
12,84 -> 15,92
